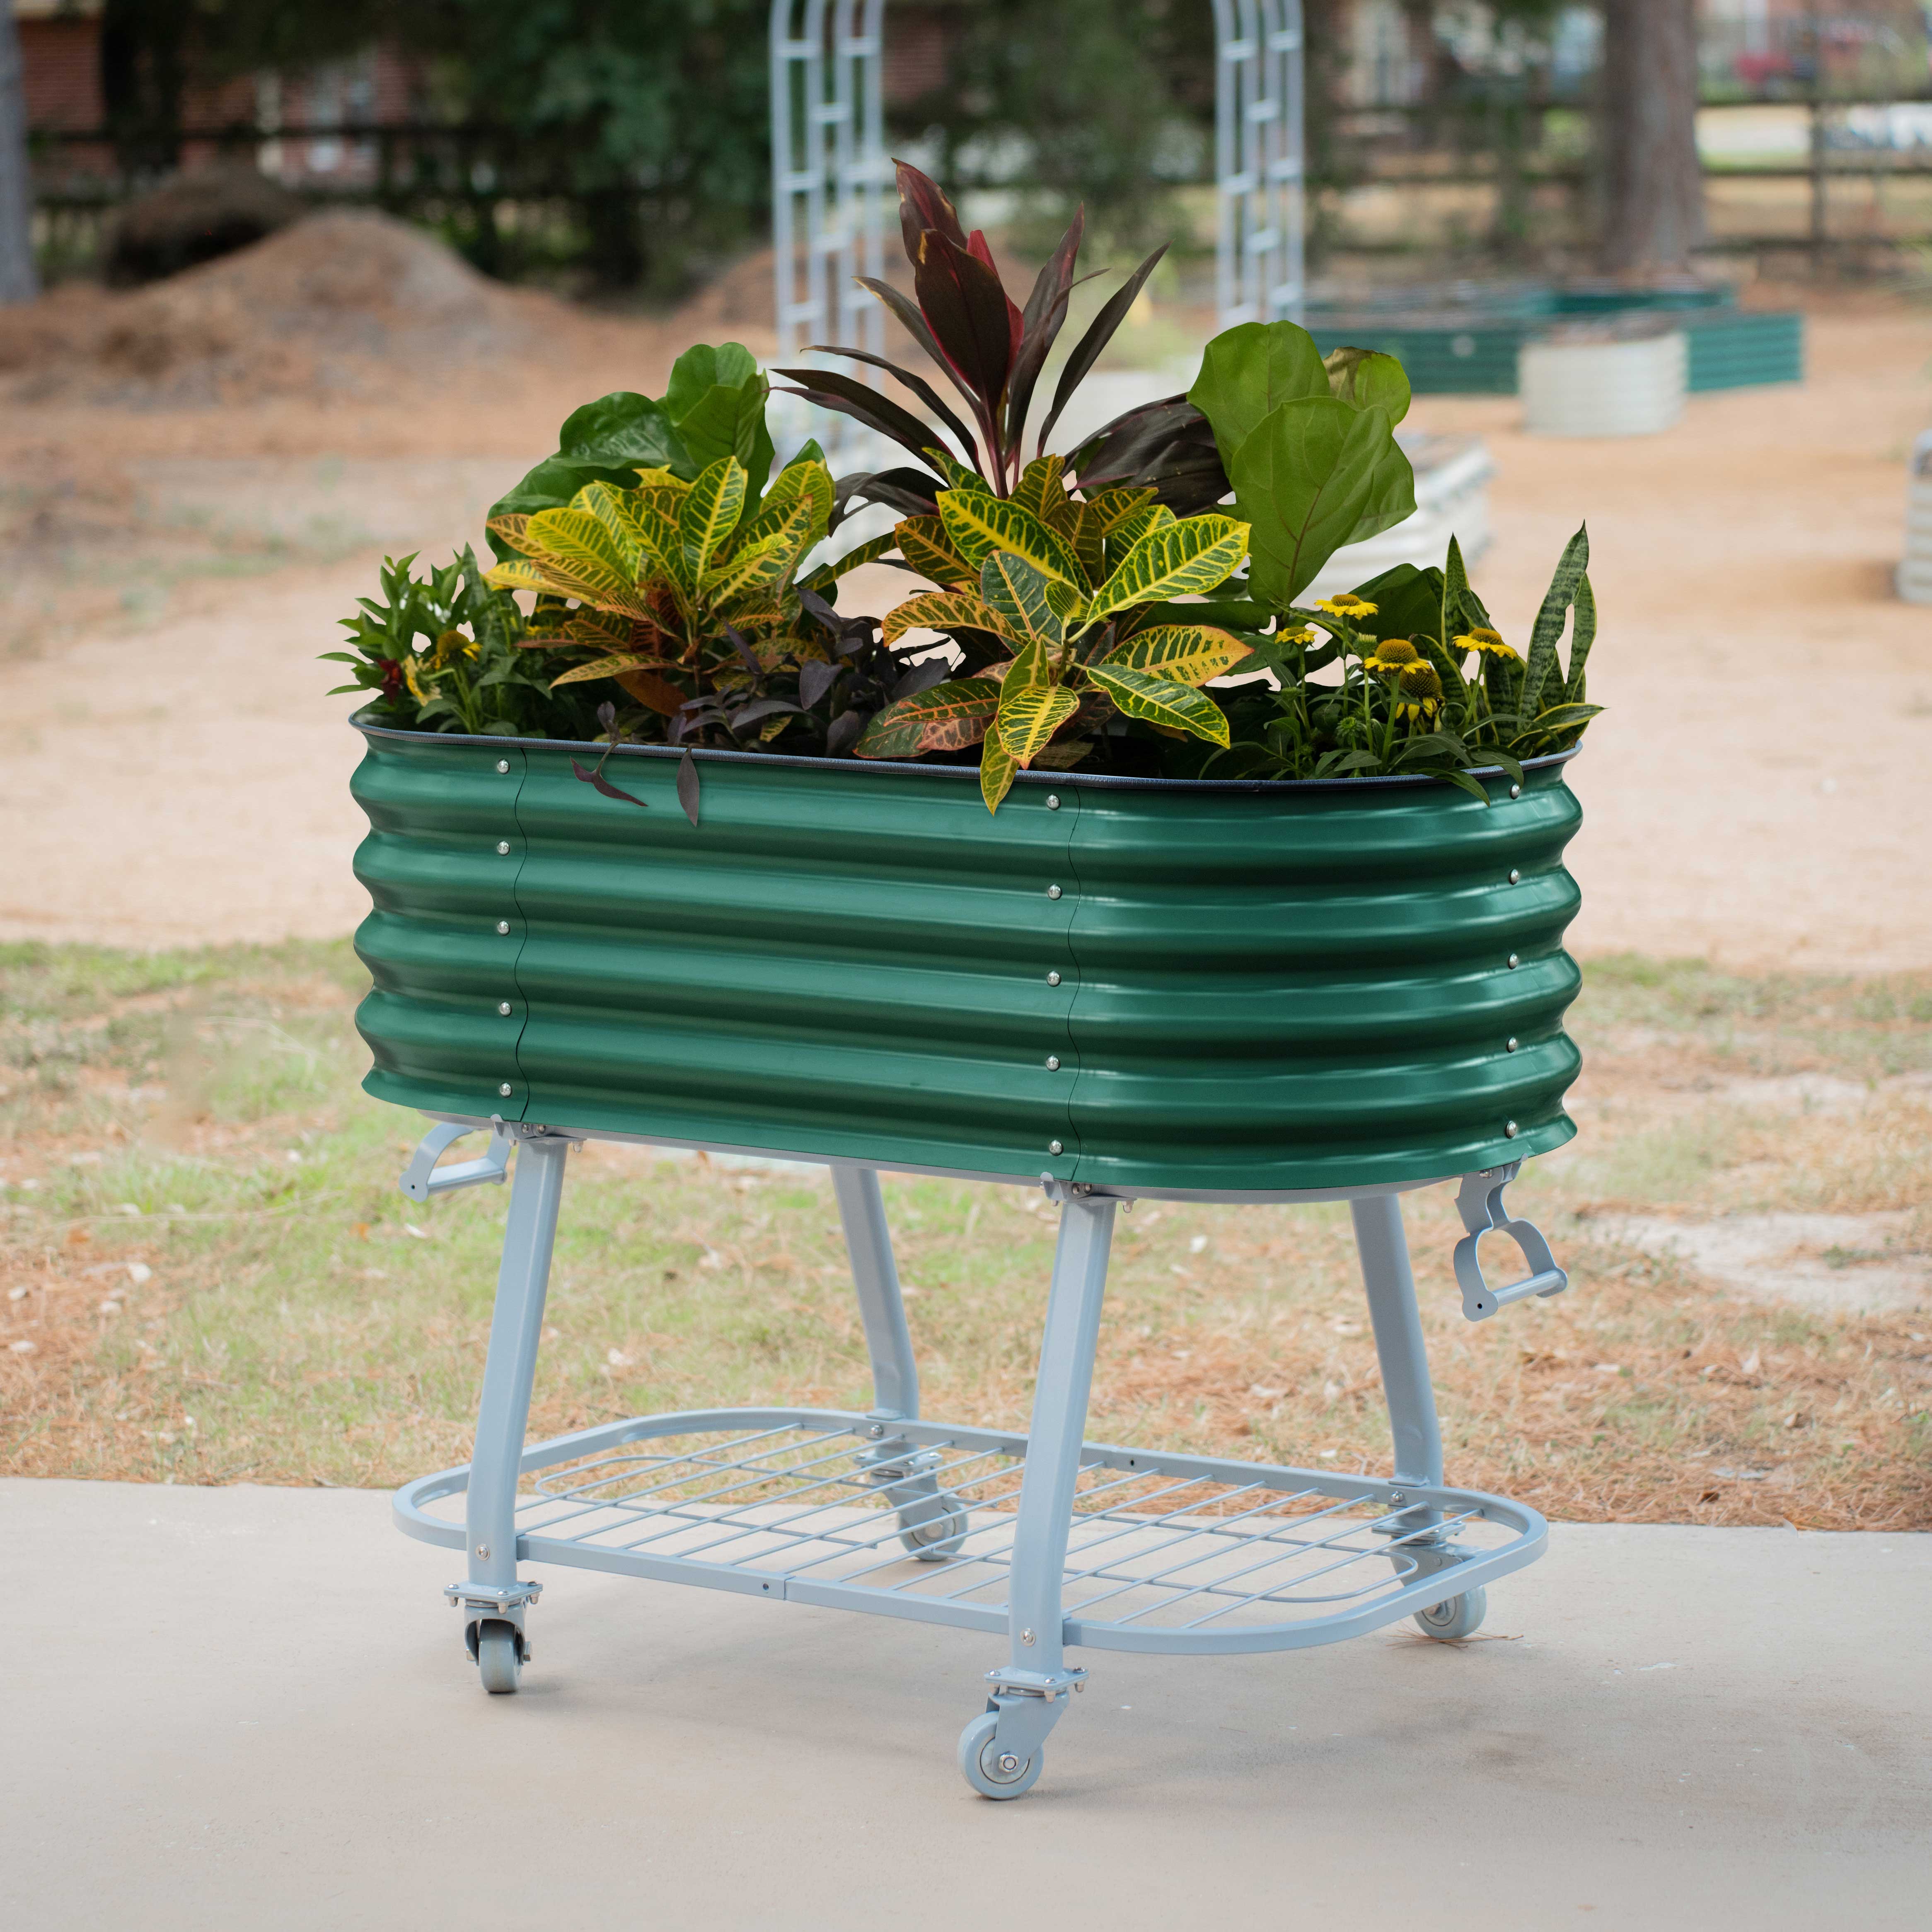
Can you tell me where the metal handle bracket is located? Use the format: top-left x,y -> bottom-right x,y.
400,1122 -> 512,1202
1452,1163 -> 1568,1321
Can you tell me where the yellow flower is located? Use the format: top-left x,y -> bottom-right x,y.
1276,624 -> 1317,645
434,628 -> 481,665
1396,661 -> 1444,720
1317,594 -> 1378,619
1456,627 -> 1519,662
1364,637 -> 1421,674
403,651 -> 432,703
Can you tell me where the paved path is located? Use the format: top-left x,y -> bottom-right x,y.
6,1479 -> 1926,1930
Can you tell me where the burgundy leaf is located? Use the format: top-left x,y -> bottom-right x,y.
774,369 -> 957,474
1006,206 -> 1086,452
825,708 -> 866,757
721,622 -> 762,675
890,654 -> 953,701
803,343 -> 980,466
570,758 -> 648,810
798,659 -> 840,709
966,230 -> 1025,360
1036,244 -> 1170,456
912,230 -> 1016,421
676,750 -> 701,826
730,697 -> 803,732
853,275 -> 985,428
833,468 -> 943,521
1068,394 -> 1230,513
895,159 -> 968,263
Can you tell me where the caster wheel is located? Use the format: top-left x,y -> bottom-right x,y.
900,1499 -> 971,1562
1414,1584 -> 1487,1641
958,1710 -> 1043,1800
476,1619 -> 523,1694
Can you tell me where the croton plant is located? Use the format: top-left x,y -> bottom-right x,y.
331,163 -> 1598,813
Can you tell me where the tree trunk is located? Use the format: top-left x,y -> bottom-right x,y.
1598,0 -> 1707,275
0,0 -> 39,304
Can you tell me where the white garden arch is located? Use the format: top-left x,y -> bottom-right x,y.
768,0 -> 1304,367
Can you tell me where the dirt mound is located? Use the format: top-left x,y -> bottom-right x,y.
105,162 -> 307,286
0,210 -> 555,406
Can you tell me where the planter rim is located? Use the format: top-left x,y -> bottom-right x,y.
349,708 -> 1579,796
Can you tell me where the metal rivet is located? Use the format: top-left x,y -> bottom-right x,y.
868,1424 -> 884,1439
1507,953 -> 1520,970
1504,1121 -> 1520,1139
496,759 -> 510,774
499,1083 -> 513,1098
1047,970 -> 1061,987
498,1001 -> 513,1017
1508,868 -> 1520,885
476,1544 -> 490,1558
1509,783 -> 1521,799
1047,884 -> 1062,900
1046,1055 -> 1061,1071
1020,1628 -> 1036,1646
496,920 -> 511,935
1506,1037 -> 1519,1053
497,841 -> 511,856
1048,1140 -> 1064,1156
1046,795 -> 1061,810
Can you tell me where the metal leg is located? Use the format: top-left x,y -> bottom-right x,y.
961,1193 -> 1113,1797
451,1132 -> 570,1677
832,1165 -> 968,1559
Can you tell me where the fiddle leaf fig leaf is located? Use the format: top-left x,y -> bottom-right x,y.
1188,320 -> 1331,469
1323,346 -> 1412,426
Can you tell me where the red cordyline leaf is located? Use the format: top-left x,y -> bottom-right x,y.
966,230 -> 1024,359
913,229 -> 1015,432
895,159 -> 967,262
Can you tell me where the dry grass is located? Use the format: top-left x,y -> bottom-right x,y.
2,941 -> 1928,1528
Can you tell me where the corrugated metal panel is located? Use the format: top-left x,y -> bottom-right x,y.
349,723 -> 1584,1193
1684,311 -> 1804,392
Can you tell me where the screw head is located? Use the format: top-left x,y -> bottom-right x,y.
1508,868 -> 1520,884
497,841 -> 511,856
1046,794 -> 1061,810
1506,1036 -> 1519,1053
1507,953 -> 1520,970
496,920 -> 511,935
1504,1121 -> 1520,1139
1047,971 -> 1061,987
498,1001 -> 513,1017
1048,1140 -> 1064,1156
1046,1055 -> 1061,1071
996,1753 -> 1021,1774
1047,884 -> 1062,900
868,1424 -> 885,1439
496,759 -> 510,774
499,1083 -> 513,1098
476,1544 -> 490,1558
1020,1628 -> 1036,1646
1509,783 -> 1521,799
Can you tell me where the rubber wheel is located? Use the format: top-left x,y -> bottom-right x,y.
1414,1585 -> 1487,1641
958,1710 -> 1043,1800
900,1499 -> 971,1562
476,1619 -> 523,1693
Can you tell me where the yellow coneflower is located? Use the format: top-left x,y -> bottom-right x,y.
1456,627 -> 1519,663
434,628 -> 481,665
1363,637 -> 1421,675
403,651 -> 433,704
1396,660 -> 1445,720
1276,624 -> 1317,645
1317,594 -> 1378,619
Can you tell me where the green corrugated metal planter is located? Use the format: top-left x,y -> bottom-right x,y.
351,717 -> 1584,1196
1682,310 -> 1804,392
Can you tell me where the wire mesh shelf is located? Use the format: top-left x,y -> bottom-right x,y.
396,1407 -> 1544,1657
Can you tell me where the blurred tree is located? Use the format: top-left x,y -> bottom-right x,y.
1598,0 -> 1706,273
401,0 -> 772,293
0,0 -> 35,302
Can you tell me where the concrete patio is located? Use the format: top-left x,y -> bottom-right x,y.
4,1477 -> 1926,1930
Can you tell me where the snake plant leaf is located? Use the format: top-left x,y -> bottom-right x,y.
937,491 -> 1084,586
1086,665 -> 1233,745
854,676 -> 1003,758
1509,700 -> 1603,756
1230,397 -> 1408,608
980,552 -> 1066,648
882,590 -> 1018,647
1009,454 -> 1068,522
995,679 -> 1080,764
1188,320 -> 1331,469
1086,513 -> 1248,620
1323,346 -> 1412,426
1563,571 -> 1597,705
677,457 -> 750,575
1097,624 -> 1252,683
1035,242 -> 1168,455
1519,525 -> 1591,716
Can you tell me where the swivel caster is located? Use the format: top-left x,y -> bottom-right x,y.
1414,1585 -> 1487,1641
900,1497 -> 971,1562
475,1618 -> 524,1693
958,1710 -> 1043,1800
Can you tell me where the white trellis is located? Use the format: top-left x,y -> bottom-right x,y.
769,0 -> 1303,372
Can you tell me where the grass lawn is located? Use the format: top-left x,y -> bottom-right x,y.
2,939 -> 1928,1529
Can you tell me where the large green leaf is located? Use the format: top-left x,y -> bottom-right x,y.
1098,624 -> 1251,684
1344,561 -> 1444,643
1230,397 -> 1411,608
665,343 -> 774,503
1187,320 -> 1330,469
1323,346 -> 1412,426
980,553 -> 1064,648
937,491 -> 1084,586
1087,514 -> 1248,619
1086,665 -> 1231,745
560,390 -> 691,472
